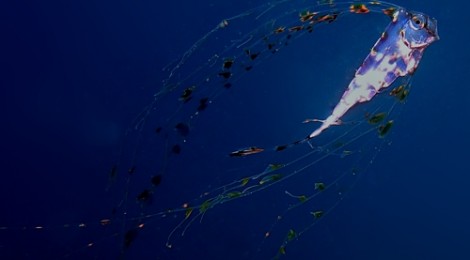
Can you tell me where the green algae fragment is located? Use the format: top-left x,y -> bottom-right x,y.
390,85 -> 409,101
241,177 -> 250,186
378,120 -> 394,137
266,163 -> 284,172
226,191 -> 242,199
287,229 -> 296,241
259,174 -> 282,185
368,112 -> 386,124
311,210 -> 323,218
315,182 -> 325,191
200,199 -> 212,213
185,207 -> 193,219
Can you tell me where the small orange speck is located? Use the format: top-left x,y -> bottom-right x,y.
274,27 -> 285,34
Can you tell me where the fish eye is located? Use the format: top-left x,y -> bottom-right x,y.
410,14 -> 425,30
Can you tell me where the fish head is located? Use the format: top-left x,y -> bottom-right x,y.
401,11 -> 439,48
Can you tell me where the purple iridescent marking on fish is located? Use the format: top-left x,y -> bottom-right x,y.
308,7 -> 439,139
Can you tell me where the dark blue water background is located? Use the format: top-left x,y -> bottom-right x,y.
1,0 -> 468,259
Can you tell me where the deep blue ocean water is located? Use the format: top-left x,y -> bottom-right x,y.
1,0 -> 469,259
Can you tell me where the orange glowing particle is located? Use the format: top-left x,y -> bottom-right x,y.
274,27 -> 285,34
350,4 -> 370,14
289,26 -> 303,32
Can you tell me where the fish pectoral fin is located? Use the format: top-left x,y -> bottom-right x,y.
332,119 -> 342,126
303,117 -> 341,126
302,118 -> 323,124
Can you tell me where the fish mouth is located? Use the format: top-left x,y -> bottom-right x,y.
427,17 -> 439,41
